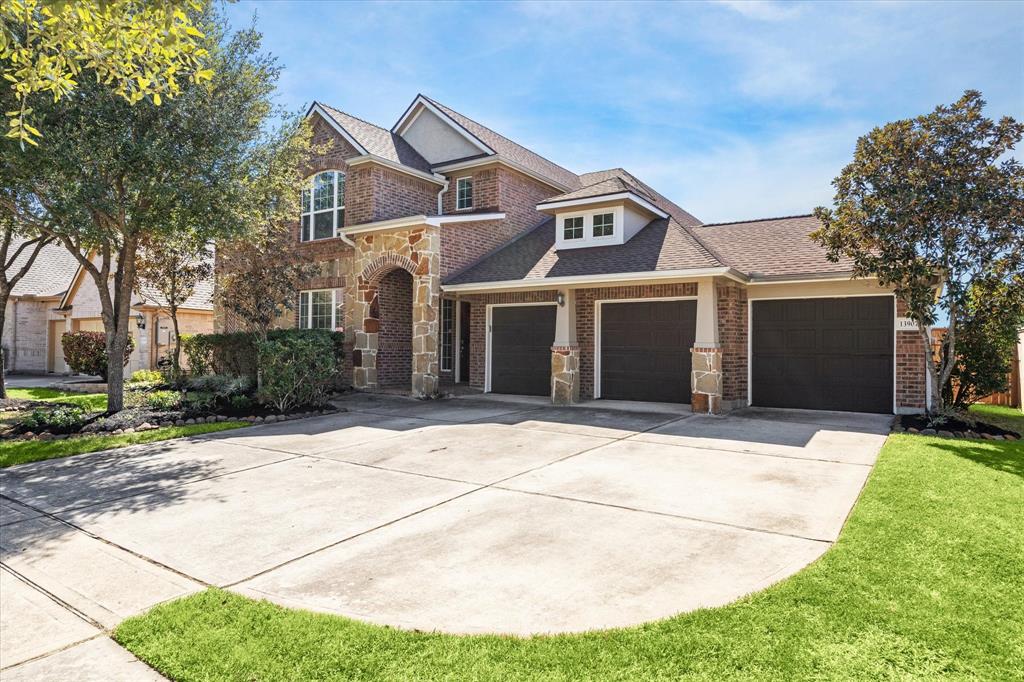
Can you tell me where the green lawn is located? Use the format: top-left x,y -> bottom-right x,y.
0,421 -> 247,468
969,403 -> 1024,434
114,434 -> 1024,681
7,387 -> 109,411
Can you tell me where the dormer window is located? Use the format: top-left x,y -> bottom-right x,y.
301,170 -> 345,241
593,212 -> 614,238
563,216 -> 583,240
456,177 -> 473,210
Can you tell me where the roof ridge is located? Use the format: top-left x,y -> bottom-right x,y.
698,213 -> 815,228
421,94 -> 580,182
316,101 -> 392,134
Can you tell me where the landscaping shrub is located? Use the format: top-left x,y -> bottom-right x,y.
183,391 -> 217,413
129,369 -> 163,384
183,330 -> 345,384
185,374 -> 253,397
255,333 -> 338,413
21,405 -> 86,434
144,390 -> 181,411
228,394 -> 254,413
61,331 -> 135,380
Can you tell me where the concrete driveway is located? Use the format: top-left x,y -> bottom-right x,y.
0,394 -> 890,677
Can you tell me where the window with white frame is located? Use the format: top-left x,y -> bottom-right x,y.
563,216 -> 584,240
456,177 -> 473,210
592,212 -> 614,237
298,289 -> 343,330
440,298 -> 454,372
301,171 -> 345,241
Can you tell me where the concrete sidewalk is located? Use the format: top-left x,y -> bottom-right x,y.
1,395 -> 890,674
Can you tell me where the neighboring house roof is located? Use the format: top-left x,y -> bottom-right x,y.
445,217 -> 722,285
316,102 -> 433,174
693,214 -> 855,279
422,96 -> 582,191
8,237 -> 79,298
135,278 -> 214,312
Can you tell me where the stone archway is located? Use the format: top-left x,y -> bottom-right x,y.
353,250 -> 439,397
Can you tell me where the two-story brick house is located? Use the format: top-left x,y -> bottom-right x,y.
216,94 -> 928,415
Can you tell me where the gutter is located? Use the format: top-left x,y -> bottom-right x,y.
442,267 -> 749,293
340,212 -> 506,236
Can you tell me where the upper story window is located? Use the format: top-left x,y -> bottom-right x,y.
301,171 -> 345,241
456,177 -> 473,210
563,216 -> 583,240
593,212 -> 614,238
299,289 -> 343,330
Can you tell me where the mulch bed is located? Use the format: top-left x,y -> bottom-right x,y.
894,413 -> 1020,441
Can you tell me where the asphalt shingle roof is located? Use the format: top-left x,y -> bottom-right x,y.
694,214 -> 855,278
318,103 -> 433,174
423,96 -> 582,191
8,237 -> 79,298
136,278 -> 214,312
568,168 -> 703,227
445,217 -> 721,285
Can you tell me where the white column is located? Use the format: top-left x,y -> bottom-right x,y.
694,277 -> 719,347
553,288 -> 577,346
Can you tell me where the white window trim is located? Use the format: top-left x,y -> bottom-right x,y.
562,214 -> 585,240
455,176 -> 473,211
440,298 -> 455,372
301,170 -> 346,242
299,289 -> 342,330
555,206 -> 622,250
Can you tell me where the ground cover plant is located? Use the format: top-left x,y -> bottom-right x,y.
115,433 -> 1023,681
0,421 -> 246,468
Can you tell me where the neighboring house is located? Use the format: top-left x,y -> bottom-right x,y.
2,237 -> 79,373
215,94 -> 929,414
56,262 -> 215,375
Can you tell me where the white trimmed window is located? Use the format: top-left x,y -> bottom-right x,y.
593,212 -> 614,238
298,289 -> 343,330
440,299 -> 454,371
563,216 -> 584,240
301,171 -> 345,241
456,177 -> 473,210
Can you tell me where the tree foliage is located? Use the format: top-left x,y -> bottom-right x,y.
1,11 -> 287,412
1,0 -> 212,147
215,117 -> 322,340
813,90 -> 1024,413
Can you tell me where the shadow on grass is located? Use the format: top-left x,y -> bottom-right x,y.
932,438 -> 1024,479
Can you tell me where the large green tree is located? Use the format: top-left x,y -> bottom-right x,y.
813,91 -> 1024,414
1,13 -> 293,412
1,0 -> 211,147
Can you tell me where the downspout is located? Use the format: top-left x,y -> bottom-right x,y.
436,177 -> 450,216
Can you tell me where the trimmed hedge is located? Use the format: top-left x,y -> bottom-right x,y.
256,333 -> 339,412
61,331 -> 135,380
182,330 -> 345,381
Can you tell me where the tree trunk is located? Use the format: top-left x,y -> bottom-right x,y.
103,236 -> 140,413
0,288 -> 8,400
170,304 -> 182,379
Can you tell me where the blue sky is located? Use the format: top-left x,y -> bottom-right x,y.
225,0 -> 1023,224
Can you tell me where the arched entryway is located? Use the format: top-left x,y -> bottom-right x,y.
352,251 -> 440,397
376,268 -> 413,388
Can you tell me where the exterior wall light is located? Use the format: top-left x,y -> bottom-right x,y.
556,292 -> 565,307
135,312 -> 146,330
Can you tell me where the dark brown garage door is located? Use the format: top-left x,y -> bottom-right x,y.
600,300 -> 696,403
751,296 -> 893,414
490,304 -> 556,396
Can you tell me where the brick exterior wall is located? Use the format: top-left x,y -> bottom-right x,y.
347,165 -> 438,226
461,290 -> 560,389
3,298 -> 53,373
377,268 -> 413,387
575,284 -> 699,400
439,167 -> 560,279
896,298 -> 928,410
717,281 -> 748,403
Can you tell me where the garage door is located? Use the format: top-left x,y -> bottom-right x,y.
489,304 -> 556,396
600,300 -> 696,403
751,296 -> 893,413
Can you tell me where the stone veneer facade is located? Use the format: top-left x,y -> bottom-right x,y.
550,345 -> 580,405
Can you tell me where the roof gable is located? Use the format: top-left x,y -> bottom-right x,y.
311,102 -> 433,174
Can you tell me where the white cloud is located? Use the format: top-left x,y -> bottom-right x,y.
715,0 -> 804,22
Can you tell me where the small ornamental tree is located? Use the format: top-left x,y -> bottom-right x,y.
813,91 -> 1024,415
137,235 -> 213,380
62,331 -> 134,381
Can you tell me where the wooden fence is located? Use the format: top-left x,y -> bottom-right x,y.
931,329 -> 1022,409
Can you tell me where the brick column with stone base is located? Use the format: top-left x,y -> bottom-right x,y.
551,345 -> 580,405
691,345 -> 723,414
